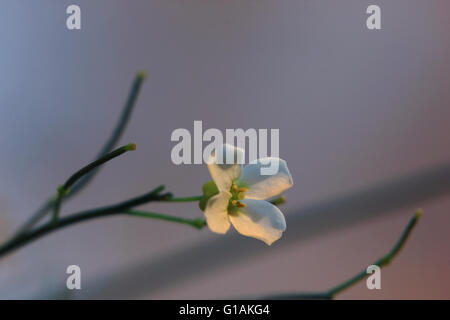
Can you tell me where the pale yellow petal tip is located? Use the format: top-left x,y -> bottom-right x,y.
137,70 -> 148,81
415,208 -> 424,219
262,233 -> 284,246
263,237 -> 279,246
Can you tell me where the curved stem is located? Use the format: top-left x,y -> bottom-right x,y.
63,144 -> 136,192
13,72 -> 147,236
52,143 -> 136,223
263,209 -> 423,300
125,209 -> 206,229
326,209 -> 422,298
71,72 -> 146,195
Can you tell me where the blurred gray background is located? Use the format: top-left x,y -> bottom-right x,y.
0,0 -> 449,299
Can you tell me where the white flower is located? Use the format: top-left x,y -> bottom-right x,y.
204,144 -> 293,245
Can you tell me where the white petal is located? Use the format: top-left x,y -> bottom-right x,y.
204,191 -> 231,234
240,158 -> 293,200
207,144 -> 244,192
229,199 -> 286,245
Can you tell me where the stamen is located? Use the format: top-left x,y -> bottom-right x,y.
237,192 -> 245,200
231,200 -> 238,206
237,201 -> 246,208
238,187 -> 248,193
231,185 -> 238,192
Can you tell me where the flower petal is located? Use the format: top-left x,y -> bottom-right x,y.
240,158 -> 293,200
204,191 -> 232,234
229,199 -> 286,245
207,144 -> 244,192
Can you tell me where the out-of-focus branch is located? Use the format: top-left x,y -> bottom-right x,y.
262,210 -> 422,299
12,72 -> 147,237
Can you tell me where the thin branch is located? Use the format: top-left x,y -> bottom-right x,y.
0,186 -> 171,258
70,72 -> 146,195
263,210 -> 423,300
52,143 -> 136,223
13,72 -> 147,236
164,196 -> 203,202
125,209 -> 206,229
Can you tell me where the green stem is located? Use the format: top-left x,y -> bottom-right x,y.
164,196 -> 202,202
63,143 -> 136,192
14,72 -> 147,236
264,209 -> 423,300
52,190 -> 64,225
125,209 -> 206,229
326,209 -> 422,298
0,186 -> 169,259
52,143 -> 136,224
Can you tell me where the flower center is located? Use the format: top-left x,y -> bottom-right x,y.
228,183 -> 248,213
